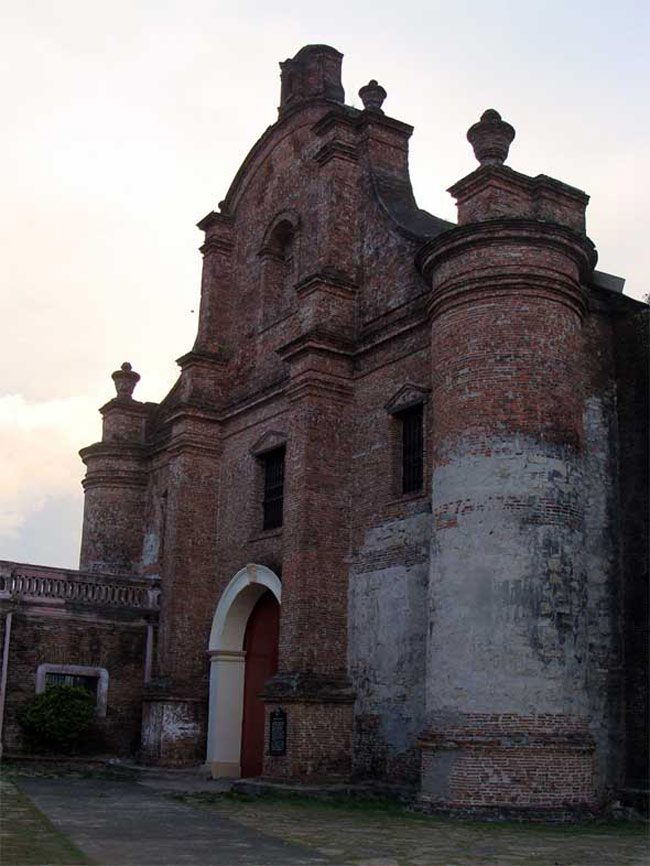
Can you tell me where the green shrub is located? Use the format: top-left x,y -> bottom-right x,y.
19,685 -> 95,752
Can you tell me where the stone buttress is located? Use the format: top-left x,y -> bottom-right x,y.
417,111 -> 603,814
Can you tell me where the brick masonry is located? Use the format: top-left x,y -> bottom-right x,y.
1,46 -> 647,814
0,563 -> 153,756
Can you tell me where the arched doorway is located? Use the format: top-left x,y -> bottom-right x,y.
241,592 -> 279,777
206,564 -> 281,778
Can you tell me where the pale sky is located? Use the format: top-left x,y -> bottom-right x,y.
1,0 -> 648,568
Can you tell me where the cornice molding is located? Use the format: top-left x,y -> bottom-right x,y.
176,349 -> 231,370
196,210 -> 234,232
311,108 -> 359,137
425,272 -> 587,321
79,442 -> 148,462
164,402 -> 222,425
199,235 -> 234,257
81,471 -> 148,491
295,269 -> 358,299
311,107 -> 413,140
416,218 -> 597,283
99,398 -> 149,418
277,328 -> 354,363
448,165 -> 589,207
164,436 -> 221,459
313,140 -> 359,166
285,374 -> 352,405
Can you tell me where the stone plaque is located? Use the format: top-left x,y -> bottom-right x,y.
269,708 -> 287,756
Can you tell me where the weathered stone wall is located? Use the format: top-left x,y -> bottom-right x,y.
349,516 -> 429,783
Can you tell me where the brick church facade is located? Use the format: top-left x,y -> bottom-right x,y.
1,45 -> 647,816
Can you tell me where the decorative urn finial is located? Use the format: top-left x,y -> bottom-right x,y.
467,109 -> 516,166
112,362 -> 140,400
359,79 -> 387,112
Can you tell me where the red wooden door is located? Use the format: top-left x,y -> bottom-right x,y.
240,591 -> 279,777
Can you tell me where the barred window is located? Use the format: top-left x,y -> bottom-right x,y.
262,447 -> 285,530
45,672 -> 98,699
400,404 -> 424,494
36,664 -> 109,716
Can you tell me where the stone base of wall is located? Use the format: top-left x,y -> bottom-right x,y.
261,673 -> 355,781
262,700 -> 354,781
418,713 -> 596,815
140,696 -> 206,766
353,712 -> 421,784
415,799 -> 599,823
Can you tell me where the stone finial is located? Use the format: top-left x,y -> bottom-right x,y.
358,80 -> 387,112
112,362 -> 140,400
467,109 -> 516,166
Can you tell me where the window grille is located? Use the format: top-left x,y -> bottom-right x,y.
400,404 -> 424,493
45,672 -> 98,698
36,664 -> 108,715
263,448 -> 285,530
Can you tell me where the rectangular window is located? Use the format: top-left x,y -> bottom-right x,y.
37,664 -> 109,716
45,672 -> 99,699
262,447 -> 285,530
400,404 -> 424,494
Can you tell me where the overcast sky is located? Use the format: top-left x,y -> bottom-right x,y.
1,0 -> 648,568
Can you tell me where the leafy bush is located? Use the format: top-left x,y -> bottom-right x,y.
19,685 -> 95,752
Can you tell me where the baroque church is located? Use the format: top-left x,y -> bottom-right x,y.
1,44 -> 647,817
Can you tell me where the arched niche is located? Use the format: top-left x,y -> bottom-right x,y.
259,212 -> 300,327
206,563 -> 281,777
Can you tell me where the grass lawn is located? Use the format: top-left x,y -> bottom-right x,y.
176,791 -> 649,866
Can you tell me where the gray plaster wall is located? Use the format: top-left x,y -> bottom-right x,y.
427,428 -> 620,790
348,513 -> 430,783
428,439 -> 588,719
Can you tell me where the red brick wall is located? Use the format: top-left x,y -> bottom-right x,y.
263,701 -> 353,781
3,609 -> 147,756
420,713 -> 595,811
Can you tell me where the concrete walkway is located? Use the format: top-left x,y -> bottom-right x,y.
17,777 -> 332,866
13,773 -> 649,866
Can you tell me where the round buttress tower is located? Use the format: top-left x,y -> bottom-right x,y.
417,111 -> 599,816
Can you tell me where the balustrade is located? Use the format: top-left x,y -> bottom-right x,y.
0,568 -> 159,610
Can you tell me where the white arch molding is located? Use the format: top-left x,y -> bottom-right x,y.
205,563 -> 281,778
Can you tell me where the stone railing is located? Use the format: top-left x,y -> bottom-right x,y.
0,561 -> 159,611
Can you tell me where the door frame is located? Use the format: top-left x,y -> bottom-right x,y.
205,564 -> 281,778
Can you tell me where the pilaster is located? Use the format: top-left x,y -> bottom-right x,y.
194,210 -> 235,355
262,328 -> 355,780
